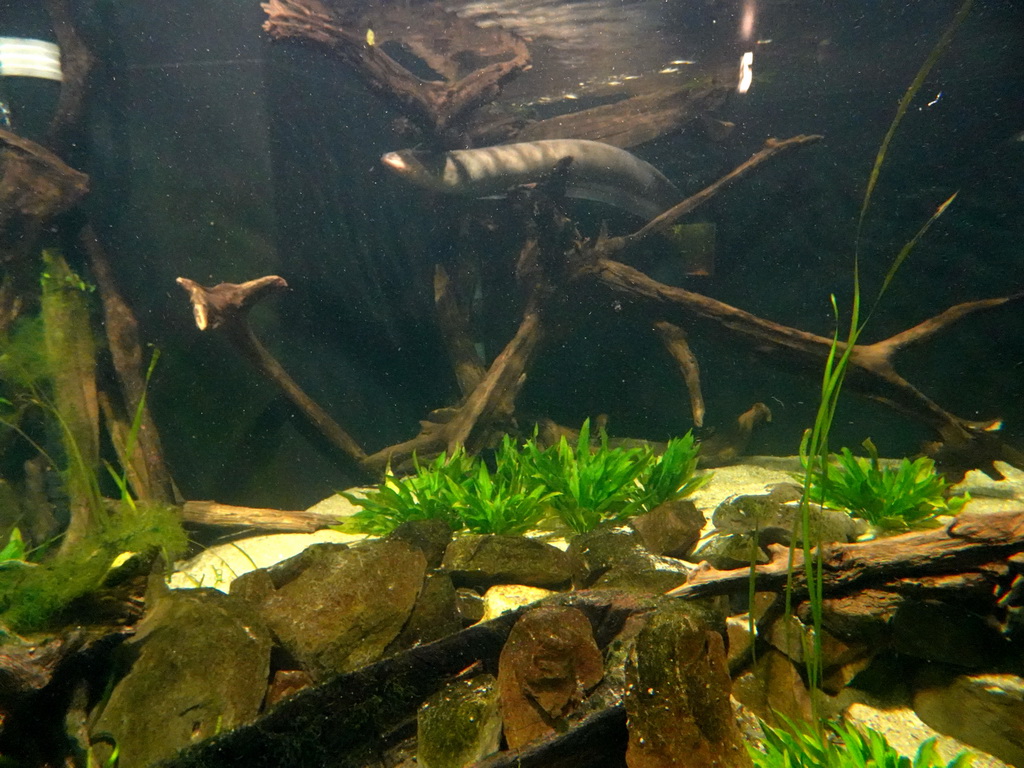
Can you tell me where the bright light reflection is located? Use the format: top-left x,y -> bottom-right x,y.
737,51 -> 753,93
0,38 -> 62,81
740,0 -> 757,41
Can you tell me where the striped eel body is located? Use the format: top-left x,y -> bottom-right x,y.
381,139 -> 680,220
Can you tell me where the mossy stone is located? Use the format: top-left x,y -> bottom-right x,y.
417,675 -> 501,768
90,588 -> 272,768
442,534 -> 571,591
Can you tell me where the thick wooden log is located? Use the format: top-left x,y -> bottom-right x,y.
668,509 -> 1024,599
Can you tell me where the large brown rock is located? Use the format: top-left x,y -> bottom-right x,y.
497,605 -> 604,749
629,500 -> 705,559
731,648 -> 813,726
385,570 -> 462,654
387,518 -> 453,569
625,599 -> 750,768
231,539 -> 427,680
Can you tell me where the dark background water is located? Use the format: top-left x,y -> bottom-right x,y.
3,0 -> 1021,508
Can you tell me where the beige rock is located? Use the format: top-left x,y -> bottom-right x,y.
914,673 -> 1024,767
479,584 -> 554,622
844,701 -> 1008,768
168,528 -> 365,592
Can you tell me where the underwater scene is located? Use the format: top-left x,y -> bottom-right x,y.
0,0 -> 1023,765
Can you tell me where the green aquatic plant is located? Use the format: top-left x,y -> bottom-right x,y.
0,500 -> 188,633
632,431 -> 712,513
445,454 -> 555,535
517,419 -> 652,534
339,421 -> 710,536
787,0 -> 972,710
0,319 -> 187,633
804,438 -> 967,531
0,527 -> 27,565
748,715 -> 974,768
340,448 -> 475,534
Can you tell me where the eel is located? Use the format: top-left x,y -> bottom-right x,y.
380,139 -> 681,220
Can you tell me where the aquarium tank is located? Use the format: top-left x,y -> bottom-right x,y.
0,0 -> 1021,766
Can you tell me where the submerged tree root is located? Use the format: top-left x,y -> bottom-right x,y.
176,134 -> 1024,481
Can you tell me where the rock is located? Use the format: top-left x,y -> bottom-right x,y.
687,462 -> 802,521
808,589 -> 904,645
732,648 -> 813,726
386,571 -> 462,654
690,532 -> 768,569
456,587 -> 485,625
816,630 -> 873,696
442,534 -> 572,591
480,584 -> 555,622
629,500 -> 705,559
568,527 -> 694,593
843,701 -> 1008,768
914,672 -> 1024,767
569,528 -> 647,585
168,529 -> 363,592
417,675 -> 502,768
891,600 -> 1007,668
231,539 -> 426,680
264,669 -> 314,708
726,616 -> 755,670
591,556 -> 694,594
90,588 -> 272,768
711,493 -> 866,547
765,614 -> 812,664
498,605 -> 604,749
625,599 -> 750,768
387,518 -> 453,569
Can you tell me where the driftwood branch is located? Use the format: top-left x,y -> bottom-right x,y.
653,320 -> 705,428
513,85 -> 730,149
434,265 -> 487,397
175,276 -> 368,469
180,500 -> 342,533
44,0 -> 94,152
84,227 -> 174,503
610,135 -> 823,253
668,509 -> 1024,599
261,0 -> 530,142
577,255 -> 1024,459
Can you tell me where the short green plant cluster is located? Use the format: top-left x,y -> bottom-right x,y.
339,420 -> 711,536
749,715 -> 973,768
803,437 -> 967,532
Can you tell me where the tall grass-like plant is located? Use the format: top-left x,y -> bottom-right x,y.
788,0 -> 973,714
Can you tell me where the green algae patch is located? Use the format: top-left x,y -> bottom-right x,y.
417,675 -> 502,768
0,501 -> 187,633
